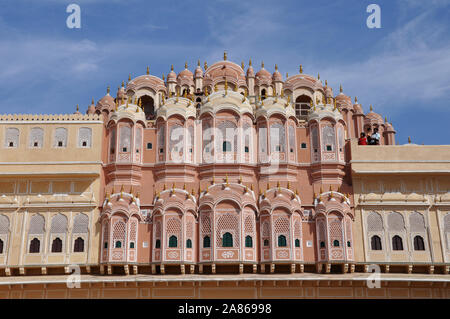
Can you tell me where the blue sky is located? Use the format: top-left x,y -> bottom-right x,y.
0,0 -> 449,144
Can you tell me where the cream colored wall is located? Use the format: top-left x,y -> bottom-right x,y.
350,139 -> 450,264
0,117 -> 104,270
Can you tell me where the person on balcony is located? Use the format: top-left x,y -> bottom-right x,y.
371,128 -> 381,145
358,132 -> 368,145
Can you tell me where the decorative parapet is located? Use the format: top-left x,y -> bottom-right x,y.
0,113 -> 101,121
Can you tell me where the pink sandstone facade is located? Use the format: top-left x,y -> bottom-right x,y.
0,54 -> 449,298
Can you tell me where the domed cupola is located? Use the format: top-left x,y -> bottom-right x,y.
352,96 -> 363,114
246,59 -> 255,78
365,105 -> 384,125
108,98 -> 147,127
87,98 -> 96,115
202,52 -> 247,92
96,86 -> 116,114
177,62 -> 194,86
335,85 -> 352,110
323,79 -> 334,99
272,64 -> 282,82
156,92 -> 196,121
116,82 -> 127,103
255,61 -> 272,86
255,95 -> 296,121
194,60 -> 203,79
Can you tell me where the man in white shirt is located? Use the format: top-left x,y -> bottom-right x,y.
371,127 -> 380,145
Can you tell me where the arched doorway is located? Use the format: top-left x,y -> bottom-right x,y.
140,95 -> 155,120
295,95 -> 312,120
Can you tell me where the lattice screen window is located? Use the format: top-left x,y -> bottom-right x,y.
216,121 -> 237,153
288,125 -> 295,153
5,128 -> 19,148
157,125 -> 165,153
367,212 -> 383,231
244,215 -> 254,235
29,127 -> 44,148
135,127 -> 142,154
329,218 -> 343,247
113,221 -> 126,248
155,221 -> 161,239
201,215 -> 211,235
73,214 -> 89,233
119,126 -> 131,152
102,221 -> 109,250
444,214 -> 450,249
259,125 -> 267,155
29,214 -> 45,234
318,219 -> 326,247
0,215 -> 9,234
50,214 -> 68,233
311,126 -> 318,153
129,219 -> 137,244
270,123 -> 285,152
274,217 -> 290,246
54,128 -> 67,148
78,127 -> 92,148
169,124 -> 184,155
262,221 -> 270,237
388,212 -> 405,231
216,214 -> 239,247
294,220 -> 301,239
322,125 -> 335,152
166,217 -> 181,248
338,126 -> 344,151
188,125 -> 194,154
110,128 -> 116,155
186,219 -> 193,240
345,218 -> 352,246
409,212 -> 425,232
202,121 -> 212,154
243,123 -> 251,152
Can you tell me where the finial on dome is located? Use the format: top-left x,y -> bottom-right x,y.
385,116 -> 388,122
355,96 -> 358,103
370,104 -> 373,111
171,64 -> 174,71
146,66 -> 149,75
334,99 -> 337,110
91,98 -> 94,105
249,58 -> 252,66
204,61 -> 208,70
286,72 -> 288,78
317,73 -> 320,80
261,61 -> 264,68
76,104 -> 79,112
325,80 -> 328,86
275,64 -> 278,71
162,73 -> 165,81
408,136 -> 411,143
121,81 -> 125,88
128,74 -> 131,81
299,65 -> 303,74
340,84 -> 343,93
197,60 -> 200,67
224,51 -> 227,60
241,61 -> 244,69
185,61 -> 188,69
107,85 -> 110,94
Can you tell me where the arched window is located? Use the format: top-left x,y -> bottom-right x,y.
371,235 -> 382,250
119,126 -> 131,153
320,241 -> 325,248
347,241 -> 351,247
51,238 -> 63,253
115,241 -> 122,248
186,239 -> 192,248
130,242 -> 135,249
0,239 -> 3,254
392,235 -> 403,250
104,242 -> 108,249
261,89 -> 266,100
263,239 -> 269,247
222,232 -> 233,247
5,128 -> 19,148
245,235 -> 253,248
155,239 -> 161,248
295,95 -> 312,120
333,240 -> 340,247
78,127 -> 92,148
169,235 -> 178,248
29,238 -> 40,253
54,127 -> 68,148
295,239 -> 300,247
74,237 -> 84,252
203,236 -> 210,248
413,236 -> 425,251
278,235 -> 287,247
141,95 -> 155,120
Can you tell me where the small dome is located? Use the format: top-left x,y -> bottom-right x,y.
203,59 -> 247,88
194,61 -> 203,78
272,65 -> 282,82
353,103 -> 363,114
177,63 -> 193,81
335,89 -> 352,110
365,106 -> 384,123
255,62 -> 271,79
246,64 -> 255,78
167,65 -> 177,82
